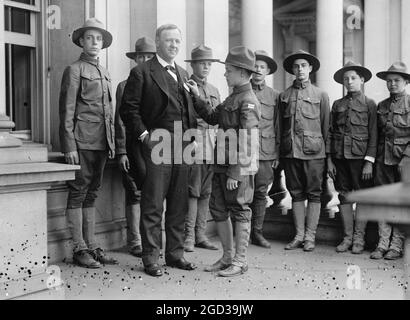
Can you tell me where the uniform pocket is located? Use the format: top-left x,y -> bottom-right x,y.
301,99 -> 320,119
303,131 -> 323,155
351,135 -> 369,156
333,105 -> 347,127
350,105 -> 368,126
261,131 -> 276,155
80,71 -> 103,101
74,113 -> 103,144
393,108 -> 410,128
377,109 -> 389,128
221,104 -> 240,129
393,137 -> 410,159
261,102 -> 274,120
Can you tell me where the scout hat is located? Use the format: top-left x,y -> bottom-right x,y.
283,49 -> 320,75
255,50 -> 278,75
126,37 -> 156,59
185,44 -> 220,63
333,60 -> 372,84
220,46 -> 261,75
72,18 -> 113,49
376,62 -> 410,82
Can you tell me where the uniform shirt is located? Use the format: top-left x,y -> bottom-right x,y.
279,80 -> 330,160
114,80 -> 127,155
191,74 -> 221,162
326,91 -> 377,161
193,82 -> 261,181
377,91 -> 410,166
251,80 -> 280,161
59,53 -> 114,153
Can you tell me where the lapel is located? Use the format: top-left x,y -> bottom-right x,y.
175,63 -> 192,102
150,56 -> 170,98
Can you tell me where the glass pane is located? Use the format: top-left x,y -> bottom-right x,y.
8,0 -> 36,5
4,6 -> 31,34
5,44 -> 32,131
343,0 -> 364,64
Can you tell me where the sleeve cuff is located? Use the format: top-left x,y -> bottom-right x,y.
364,156 -> 375,164
138,130 -> 148,142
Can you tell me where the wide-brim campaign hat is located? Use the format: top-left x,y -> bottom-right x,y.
72,18 -> 113,49
283,49 -> 320,75
185,44 -> 220,62
334,60 -> 372,84
255,50 -> 278,75
376,62 -> 410,81
126,37 -> 156,59
220,46 -> 261,75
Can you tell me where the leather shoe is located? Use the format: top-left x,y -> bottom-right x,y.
195,240 -> 219,250
217,264 -> 248,277
73,250 -> 101,269
204,259 -> 231,272
166,258 -> 197,270
303,240 -> 315,252
284,239 -> 303,250
370,247 -> 386,260
144,263 -> 163,277
90,248 -> 119,265
129,245 -> 142,258
351,243 -> 364,254
384,249 -> 402,260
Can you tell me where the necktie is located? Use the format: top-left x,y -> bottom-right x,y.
165,65 -> 178,82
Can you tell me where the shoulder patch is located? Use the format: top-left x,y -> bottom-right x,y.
247,103 -> 255,110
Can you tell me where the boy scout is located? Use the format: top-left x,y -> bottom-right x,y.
327,61 -> 377,254
183,45 -> 221,252
370,62 -> 410,260
279,50 -> 330,252
187,46 -> 261,277
59,18 -> 118,268
249,50 -> 280,248
114,37 -> 156,258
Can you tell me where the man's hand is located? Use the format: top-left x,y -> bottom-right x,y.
272,160 -> 280,170
118,155 -> 130,173
64,151 -> 79,165
227,177 -> 239,191
327,157 -> 337,180
109,150 -> 115,160
185,79 -> 200,98
362,161 -> 373,181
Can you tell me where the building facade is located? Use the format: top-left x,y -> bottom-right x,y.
0,0 -> 409,263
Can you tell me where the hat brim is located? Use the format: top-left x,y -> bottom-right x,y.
376,71 -> 410,81
184,58 -> 221,63
283,53 -> 320,75
126,51 -> 156,59
334,66 -> 372,84
255,55 -> 278,75
72,27 -> 113,49
219,61 -> 262,76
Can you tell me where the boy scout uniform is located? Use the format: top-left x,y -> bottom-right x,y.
191,46 -> 261,277
250,50 -> 280,248
59,19 -> 117,268
327,61 -> 377,254
114,37 -> 156,257
279,50 -> 330,252
371,62 -> 410,260
183,45 -> 221,252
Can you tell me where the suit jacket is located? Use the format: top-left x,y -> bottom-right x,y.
120,56 -> 196,140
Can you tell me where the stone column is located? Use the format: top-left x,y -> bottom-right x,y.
401,0 -> 410,64
0,0 -> 22,148
241,0 -> 273,88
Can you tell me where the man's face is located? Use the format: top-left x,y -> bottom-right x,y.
386,74 -> 408,94
292,58 -> 312,82
156,28 -> 181,63
343,70 -> 364,93
192,61 -> 212,79
253,60 -> 270,83
80,29 -> 103,58
224,64 -> 243,87
135,53 -> 155,66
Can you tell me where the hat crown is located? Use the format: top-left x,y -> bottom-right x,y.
387,61 -> 408,74
190,44 -> 214,60
255,50 -> 269,56
134,37 -> 156,53
343,60 -> 363,68
82,18 -> 105,30
225,46 -> 256,69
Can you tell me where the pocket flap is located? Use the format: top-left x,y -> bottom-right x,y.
393,105 -> 410,115
351,104 -> 367,112
352,135 -> 369,142
262,131 -> 275,138
81,70 -> 102,81
303,131 -> 322,138
302,98 -> 320,104
76,113 -> 103,123
394,137 -> 410,145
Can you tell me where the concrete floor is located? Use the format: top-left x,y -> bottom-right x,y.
55,238 -> 407,300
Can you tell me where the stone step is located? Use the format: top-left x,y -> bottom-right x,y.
0,144 -> 48,164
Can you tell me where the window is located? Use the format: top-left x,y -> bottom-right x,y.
343,0 -> 364,64
4,0 -> 40,140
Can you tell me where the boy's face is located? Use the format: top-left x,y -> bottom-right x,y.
80,29 -> 103,58
191,61 -> 213,80
253,60 -> 270,83
135,53 -> 155,66
386,74 -> 408,94
292,58 -> 312,82
224,64 -> 244,87
343,70 -> 364,93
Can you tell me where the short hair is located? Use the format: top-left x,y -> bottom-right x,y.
155,24 -> 181,41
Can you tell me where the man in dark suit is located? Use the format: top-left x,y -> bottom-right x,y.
120,24 -> 197,277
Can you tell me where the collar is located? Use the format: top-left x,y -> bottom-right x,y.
156,54 -> 176,69
233,82 -> 252,95
191,74 -> 207,87
293,79 -> 311,89
251,80 -> 266,91
80,52 -> 99,66
390,91 -> 406,102
346,91 -> 365,105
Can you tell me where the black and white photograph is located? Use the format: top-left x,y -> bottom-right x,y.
0,0 -> 410,306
